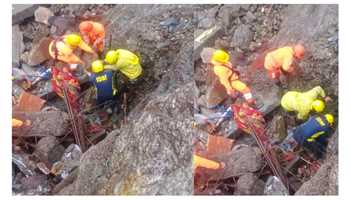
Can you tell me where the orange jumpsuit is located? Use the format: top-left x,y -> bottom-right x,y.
212,61 -> 253,102
80,21 -> 105,52
49,36 -> 94,64
264,46 -> 295,79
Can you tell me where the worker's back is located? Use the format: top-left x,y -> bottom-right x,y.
293,115 -> 331,145
89,70 -> 116,103
265,46 -> 294,70
281,86 -> 325,119
115,49 -> 142,80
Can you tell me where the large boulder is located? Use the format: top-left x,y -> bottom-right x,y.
13,110 -> 70,137
235,173 -> 265,195
59,83 -> 194,195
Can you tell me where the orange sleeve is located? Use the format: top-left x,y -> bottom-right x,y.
282,54 -> 294,72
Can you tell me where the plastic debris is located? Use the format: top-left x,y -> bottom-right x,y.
194,106 -> 232,125
51,144 -> 82,179
12,153 -> 36,177
264,176 -> 289,195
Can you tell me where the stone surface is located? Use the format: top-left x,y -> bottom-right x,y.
12,110 -> 70,137
235,173 -> 265,195
295,157 -> 338,195
232,24 -> 253,50
218,145 -> 263,178
12,25 -> 24,67
34,136 -> 65,166
27,37 -> 52,66
267,115 -> 287,142
60,83 -> 194,195
34,6 -> 54,25
12,4 -> 38,24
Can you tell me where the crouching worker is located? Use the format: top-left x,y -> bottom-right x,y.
281,86 -> 329,120
264,44 -> 305,86
104,49 -> 143,83
88,60 -> 118,112
280,114 -> 334,159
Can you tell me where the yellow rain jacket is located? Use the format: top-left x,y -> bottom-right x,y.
49,35 -> 94,64
281,86 -> 326,120
104,49 -> 142,80
264,46 -> 295,72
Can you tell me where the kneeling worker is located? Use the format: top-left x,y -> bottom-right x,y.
88,60 -> 118,107
281,86 -> 329,120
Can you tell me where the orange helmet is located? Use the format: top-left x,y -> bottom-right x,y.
79,21 -> 93,33
293,44 -> 305,59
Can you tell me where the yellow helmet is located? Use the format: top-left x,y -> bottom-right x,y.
324,114 -> 334,125
65,34 -> 82,47
311,99 -> 325,113
105,50 -> 119,64
91,60 -> 104,73
211,49 -> 230,64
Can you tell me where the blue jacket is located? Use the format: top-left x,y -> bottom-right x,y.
292,115 -> 331,145
89,70 -> 117,104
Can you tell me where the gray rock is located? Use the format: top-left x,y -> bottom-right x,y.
200,47 -> 216,64
34,6 -> 54,25
27,37 -> 52,66
267,115 -> 287,142
245,11 -> 256,23
218,145 -> 263,178
12,4 -> 39,24
235,173 -> 265,195
232,24 -> 253,50
60,83 -> 194,195
12,25 -> 24,67
12,110 -> 70,137
52,144 -> 82,179
295,158 -> 338,195
34,136 -> 65,166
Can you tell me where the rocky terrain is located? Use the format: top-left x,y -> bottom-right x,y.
12,4 -> 338,195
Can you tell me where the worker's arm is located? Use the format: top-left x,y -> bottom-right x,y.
231,80 -> 254,103
104,64 -> 118,71
305,86 -> 326,100
281,54 -> 294,72
78,40 -> 95,54
297,110 -> 309,120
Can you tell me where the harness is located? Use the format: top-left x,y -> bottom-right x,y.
215,62 -> 241,90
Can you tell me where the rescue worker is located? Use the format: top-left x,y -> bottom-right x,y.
280,114 -> 334,159
104,49 -> 143,82
88,60 -> 118,107
79,21 -> 105,53
49,33 -> 96,66
281,86 -> 329,120
210,49 -> 255,105
264,44 -> 305,84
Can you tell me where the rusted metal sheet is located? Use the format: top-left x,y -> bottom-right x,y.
14,91 -> 46,112
206,135 -> 234,157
